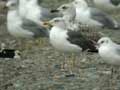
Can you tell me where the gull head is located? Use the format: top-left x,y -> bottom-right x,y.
51,3 -> 75,15
43,18 -> 66,29
51,3 -> 76,22
6,0 -> 19,10
57,3 -> 75,15
72,0 -> 88,8
97,37 -> 113,48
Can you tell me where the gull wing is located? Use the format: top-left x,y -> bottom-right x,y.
90,7 -> 119,29
21,18 -> 49,38
67,25 -> 104,51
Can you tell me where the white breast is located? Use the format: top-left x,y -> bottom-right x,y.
50,27 -> 82,53
99,45 -> 120,65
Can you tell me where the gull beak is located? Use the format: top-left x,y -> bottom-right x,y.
3,5 -> 8,10
50,9 -> 59,13
42,21 -> 53,29
0,1 -> 8,10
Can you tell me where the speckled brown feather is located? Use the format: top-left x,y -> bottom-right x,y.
67,24 -> 105,52
79,25 -> 105,42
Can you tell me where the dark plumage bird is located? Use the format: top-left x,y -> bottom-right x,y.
43,17 -> 103,53
0,49 -> 21,58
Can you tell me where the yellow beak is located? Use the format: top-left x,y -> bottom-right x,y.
42,21 -> 53,29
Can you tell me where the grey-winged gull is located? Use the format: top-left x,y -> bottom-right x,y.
6,0 -> 49,38
72,0 -> 120,30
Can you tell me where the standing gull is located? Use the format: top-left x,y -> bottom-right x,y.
97,37 -> 120,82
43,17 -> 103,73
72,0 -> 120,30
43,17 -> 102,53
6,0 -> 49,39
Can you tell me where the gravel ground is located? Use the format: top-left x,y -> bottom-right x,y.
0,0 -> 120,90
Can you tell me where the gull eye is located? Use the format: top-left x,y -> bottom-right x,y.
62,6 -> 67,9
75,1 -> 78,4
54,20 -> 59,22
101,41 -> 104,44
10,2 -> 16,6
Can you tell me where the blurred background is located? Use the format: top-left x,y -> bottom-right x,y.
0,0 -> 120,90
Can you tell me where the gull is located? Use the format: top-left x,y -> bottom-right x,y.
6,0 -> 49,39
97,37 -> 120,65
43,17 -> 101,53
93,0 -> 120,12
51,3 -> 76,23
43,17 -> 103,73
97,37 -> 120,80
19,0 -> 60,24
72,0 -> 120,30
50,3 -> 80,31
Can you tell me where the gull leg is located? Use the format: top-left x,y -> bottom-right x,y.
35,38 -> 47,47
110,65 -> 118,90
81,50 -> 88,63
66,53 -> 77,74
60,53 -> 68,71
61,53 -> 75,73
61,53 -> 76,76
69,53 -> 76,74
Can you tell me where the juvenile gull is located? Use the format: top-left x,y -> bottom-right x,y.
51,3 -> 79,30
97,37 -> 120,65
43,17 -> 103,53
6,0 -> 49,38
72,0 -> 120,30
51,3 -> 76,23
